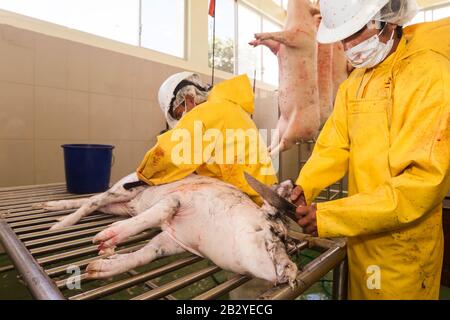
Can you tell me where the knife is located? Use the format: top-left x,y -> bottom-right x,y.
244,172 -> 298,221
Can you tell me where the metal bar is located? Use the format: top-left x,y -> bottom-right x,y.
23,226 -> 107,247
288,230 -> 345,250
0,264 -> 14,273
0,188 -> 68,202
0,219 -> 65,300
30,230 -> 157,256
13,215 -> 117,234
18,218 -> 121,240
140,279 -> 177,300
70,256 -> 202,300
131,266 -> 221,300
126,269 -> 177,300
0,183 -> 64,193
193,274 -> 250,300
259,244 -> 347,300
56,272 -> 89,289
0,194 -> 94,209
332,258 -> 348,300
3,208 -> 67,219
36,232 -> 158,265
6,211 -> 76,223
29,235 -> 96,255
8,214 -> 110,229
45,243 -> 146,277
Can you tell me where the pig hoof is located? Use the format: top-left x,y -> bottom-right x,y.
289,279 -> 298,290
49,222 -> 65,231
49,219 -> 72,230
93,221 -> 130,248
86,254 -> 131,279
98,247 -> 116,256
35,201 -> 67,211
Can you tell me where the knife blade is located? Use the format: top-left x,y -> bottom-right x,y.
244,172 -> 298,221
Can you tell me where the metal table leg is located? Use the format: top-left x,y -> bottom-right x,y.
0,219 -> 65,300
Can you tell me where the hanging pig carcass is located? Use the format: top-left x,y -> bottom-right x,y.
39,174 -> 298,287
250,0 -> 321,156
250,0 -> 349,155
313,11 -> 350,124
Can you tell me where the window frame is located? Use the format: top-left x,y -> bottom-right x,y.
210,0 -> 283,85
0,0 -> 188,59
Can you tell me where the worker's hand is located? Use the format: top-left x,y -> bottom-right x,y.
290,186 -> 306,207
296,204 -> 318,236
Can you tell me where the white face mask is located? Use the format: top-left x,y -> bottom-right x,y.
174,100 -> 192,120
345,27 -> 395,69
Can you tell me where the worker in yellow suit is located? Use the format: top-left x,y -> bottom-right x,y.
291,0 -> 450,299
137,72 -> 277,205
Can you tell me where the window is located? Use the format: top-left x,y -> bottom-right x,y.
140,0 -> 185,58
0,0 -> 140,45
237,3 -> 262,81
408,4 -> 450,25
208,0 -> 235,74
432,5 -> 450,20
209,1 -> 283,86
262,18 -> 281,86
272,0 -> 288,11
0,0 -> 186,58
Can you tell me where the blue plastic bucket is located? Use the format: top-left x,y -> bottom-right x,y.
62,144 -> 114,194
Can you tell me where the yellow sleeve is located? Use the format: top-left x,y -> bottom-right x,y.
316,54 -> 450,238
136,105 -> 221,186
296,85 -> 350,204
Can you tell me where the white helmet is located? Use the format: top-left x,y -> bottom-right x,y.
158,71 -> 195,129
317,0 -> 419,44
317,0 -> 389,44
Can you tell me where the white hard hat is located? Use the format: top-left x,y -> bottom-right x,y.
158,71 -> 195,129
374,0 -> 419,26
317,0 -> 389,44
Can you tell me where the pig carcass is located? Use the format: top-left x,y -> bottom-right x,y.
314,13 -> 350,124
250,1 -> 349,155
40,174 -> 298,286
250,0 -> 321,156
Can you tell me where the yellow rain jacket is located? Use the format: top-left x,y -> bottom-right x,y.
297,18 -> 450,299
137,75 -> 277,204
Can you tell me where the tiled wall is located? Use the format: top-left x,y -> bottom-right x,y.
0,24 -> 302,188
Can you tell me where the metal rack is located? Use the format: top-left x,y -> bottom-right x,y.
0,183 -> 347,300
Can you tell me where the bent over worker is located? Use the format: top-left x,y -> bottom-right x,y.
291,0 -> 450,299
137,72 -> 277,205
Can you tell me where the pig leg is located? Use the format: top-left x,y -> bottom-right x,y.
269,116 -> 289,156
255,30 -> 312,48
86,232 -> 185,279
97,203 -> 134,216
249,39 -> 280,55
92,196 -> 180,250
33,198 -> 90,211
50,175 -> 145,230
